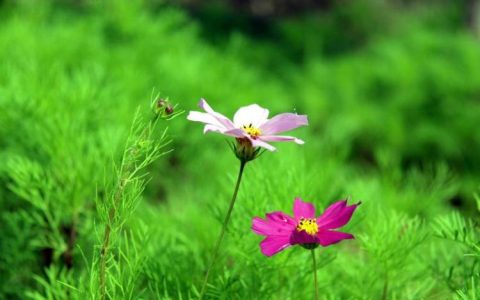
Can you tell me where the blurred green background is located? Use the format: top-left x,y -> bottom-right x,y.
0,0 -> 479,299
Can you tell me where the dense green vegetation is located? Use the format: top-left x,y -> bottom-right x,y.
0,1 -> 479,299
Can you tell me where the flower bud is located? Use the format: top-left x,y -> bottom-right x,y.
233,138 -> 261,163
165,104 -> 174,115
153,98 -> 174,117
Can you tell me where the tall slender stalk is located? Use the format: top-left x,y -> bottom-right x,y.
199,160 -> 247,299
311,249 -> 319,300
99,175 -> 128,300
381,272 -> 388,300
98,112 -> 168,300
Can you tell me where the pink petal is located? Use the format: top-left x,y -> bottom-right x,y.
293,198 -> 316,221
265,211 -> 296,226
203,124 -> 226,134
316,201 -> 347,224
203,125 -> 247,138
223,128 -> 248,138
198,99 -> 236,130
251,216 -> 294,236
259,113 -> 308,135
317,230 -> 354,247
259,235 -> 292,257
233,104 -> 269,128
317,201 -> 360,230
203,124 -> 245,138
290,230 -> 319,245
252,217 -> 277,235
187,111 -> 224,128
250,138 -> 276,151
259,135 -> 304,144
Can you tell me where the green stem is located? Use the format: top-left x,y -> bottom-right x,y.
311,249 -> 319,300
381,272 -> 388,300
199,160 -> 247,299
99,115 -> 159,300
100,175 -> 128,300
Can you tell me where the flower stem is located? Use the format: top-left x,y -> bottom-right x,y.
199,160 -> 247,299
311,249 -> 319,300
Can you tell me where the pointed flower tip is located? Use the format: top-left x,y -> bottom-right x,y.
261,249 -> 273,257
295,138 -> 305,145
303,115 -> 309,123
186,111 -> 195,120
296,114 -> 309,126
344,199 -> 361,206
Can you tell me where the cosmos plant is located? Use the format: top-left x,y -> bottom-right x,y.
252,198 -> 360,299
187,99 -> 308,298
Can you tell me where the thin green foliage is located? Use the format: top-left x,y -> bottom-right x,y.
94,101 -> 180,300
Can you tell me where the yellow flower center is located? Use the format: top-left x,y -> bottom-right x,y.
242,123 -> 261,138
296,218 -> 319,236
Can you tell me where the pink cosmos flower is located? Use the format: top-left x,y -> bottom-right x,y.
252,198 -> 360,256
186,99 -> 308,151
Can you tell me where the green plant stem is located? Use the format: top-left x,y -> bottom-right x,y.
199,160 -> 247,299
99,115 -> 159,300
311,249 -> 319,300
381,272 -> 388,300
99,177 -> 127,300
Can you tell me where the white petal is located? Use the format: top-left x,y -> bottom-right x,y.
233,104 -> 269,128
198,98 -> 235,129
188,111 -> 223,127
250,138 -> 276,151
203,124 -> 225,134
259,135 -> 305,144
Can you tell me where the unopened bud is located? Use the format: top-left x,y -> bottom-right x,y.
153,98 -> 174,116
165,104 -> 174,115
233,138 -> 260,163
156,98 -> 167,109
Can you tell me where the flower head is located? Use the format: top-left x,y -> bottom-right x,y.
187,99 -> 308,155
252,198 -> 360,256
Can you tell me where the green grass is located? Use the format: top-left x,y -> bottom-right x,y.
0,1 -> 479,299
